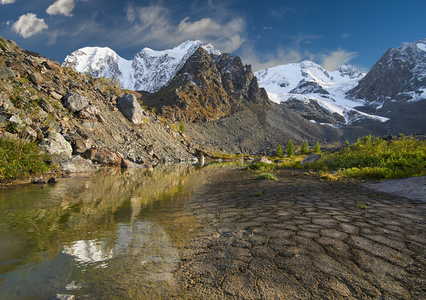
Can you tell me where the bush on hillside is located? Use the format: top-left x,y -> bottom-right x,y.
0,137 -> 53,182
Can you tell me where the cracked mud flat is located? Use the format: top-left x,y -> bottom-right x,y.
174,169 -> 426,299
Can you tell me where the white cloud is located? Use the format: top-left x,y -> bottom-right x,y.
178,17 -> 221,35
12,13 -> 48,38
46,0 -> 75,17
1,0 -> 15,4
320,49 -> 357,71
241,46 -> 303,71
119,4 -> 246,53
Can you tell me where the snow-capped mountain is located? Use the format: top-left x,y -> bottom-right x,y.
63,40 -> 221,93
255,61 -> 388,124
348,38 -> 426,103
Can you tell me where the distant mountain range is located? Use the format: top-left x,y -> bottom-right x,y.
63,40 -> 220,93
63,38 -> 426,135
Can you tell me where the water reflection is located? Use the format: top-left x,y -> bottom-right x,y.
0,163 -> 228,299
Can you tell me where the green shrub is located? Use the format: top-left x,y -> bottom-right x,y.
311,135 -> 426,179
313,141 -> 321,154
179,120 -> 185,133
256,173 -> 277,181
246,161 -> 275,172
276,144 -> 283,157
0,137 -> 53,182
287,139 -> 295,157
301,141 -> 309,155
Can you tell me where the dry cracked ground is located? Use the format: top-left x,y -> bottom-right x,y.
174,169 -> 426,299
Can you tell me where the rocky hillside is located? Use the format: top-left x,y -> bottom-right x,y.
0,36 -> 200,171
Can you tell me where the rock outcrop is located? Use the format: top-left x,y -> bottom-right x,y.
140,47 -> 270,122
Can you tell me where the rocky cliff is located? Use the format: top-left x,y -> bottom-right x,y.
348,39 -> 426,102
140,47 -> 270,122
0,36 -> 199,170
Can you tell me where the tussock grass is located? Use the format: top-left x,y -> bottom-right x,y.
256,173 -> 277,181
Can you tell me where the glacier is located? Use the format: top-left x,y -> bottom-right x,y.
255,61 -> 388,124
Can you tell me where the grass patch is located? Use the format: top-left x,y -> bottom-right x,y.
0,137 -> 54,183
246,161 -> 276,172
255,172 -> 277,181
308,135 -> 426,180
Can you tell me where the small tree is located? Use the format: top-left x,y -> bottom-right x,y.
313,141 -> 321,154
276,144 -> 283,157
287,139 -> 295,157
179,120 -> 185,133
301,141 -> 309,155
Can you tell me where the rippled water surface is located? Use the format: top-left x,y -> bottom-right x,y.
0,164 -> 227,299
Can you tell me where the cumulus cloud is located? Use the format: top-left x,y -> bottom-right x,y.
178,17 -> 221,35
320,49 -> 357,70
1,0 -> 16,4
46,0 -> 75,17
12,13 -> 48,38
241,46 -> 303,71
120,4 -> 246,53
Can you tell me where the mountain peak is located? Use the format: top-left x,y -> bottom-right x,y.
63,40 -> 222,93
348,38 -> 426,102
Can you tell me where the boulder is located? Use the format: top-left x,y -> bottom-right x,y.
62,93 -> 89,112
300,154 -> 321,166
0,66 -> 14,80
39,132 -> 73,160
253,156 -> 273,164
59,155 -> 98,173
117,94 -> 145,124
121,158 -> 143,169
82,148 -> 122,166
29,72 -> 43,86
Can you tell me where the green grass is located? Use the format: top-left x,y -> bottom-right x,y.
255,172 -> 277,181
0,137 -> 54,182
308,135 -> 426,180
246,161 -> 276,172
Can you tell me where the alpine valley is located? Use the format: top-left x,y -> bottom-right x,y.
0,35 -> 425,169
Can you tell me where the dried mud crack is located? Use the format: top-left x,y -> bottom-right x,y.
174,168 -> 426,299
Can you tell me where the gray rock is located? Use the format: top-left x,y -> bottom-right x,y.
301,154 -> 321,166
60,155 -> 97,173
82,148 -> 122,166
29,72 -> 43,86
117,93 -> 145,125
121,158 -> 143,169
253,156 -> 273,164
39,132 -> 73,159
62,93 -> 89,112
51,293 -> 75,300
0,66 -> 14,80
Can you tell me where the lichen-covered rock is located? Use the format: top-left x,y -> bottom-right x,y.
39,132 -> 73,159
61,93 -> 89,112
300,154 -> 321,166
117,94 -> 145,124
82,148 -> 122,166
59,155 -> 97,173
0,65 -> 14,80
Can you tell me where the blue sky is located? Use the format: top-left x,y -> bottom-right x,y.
1,0 -> 425,71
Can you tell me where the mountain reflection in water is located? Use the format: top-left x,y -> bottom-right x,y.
0,163 -> 228,299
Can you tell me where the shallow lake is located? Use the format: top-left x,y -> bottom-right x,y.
0,163 -> 233,299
